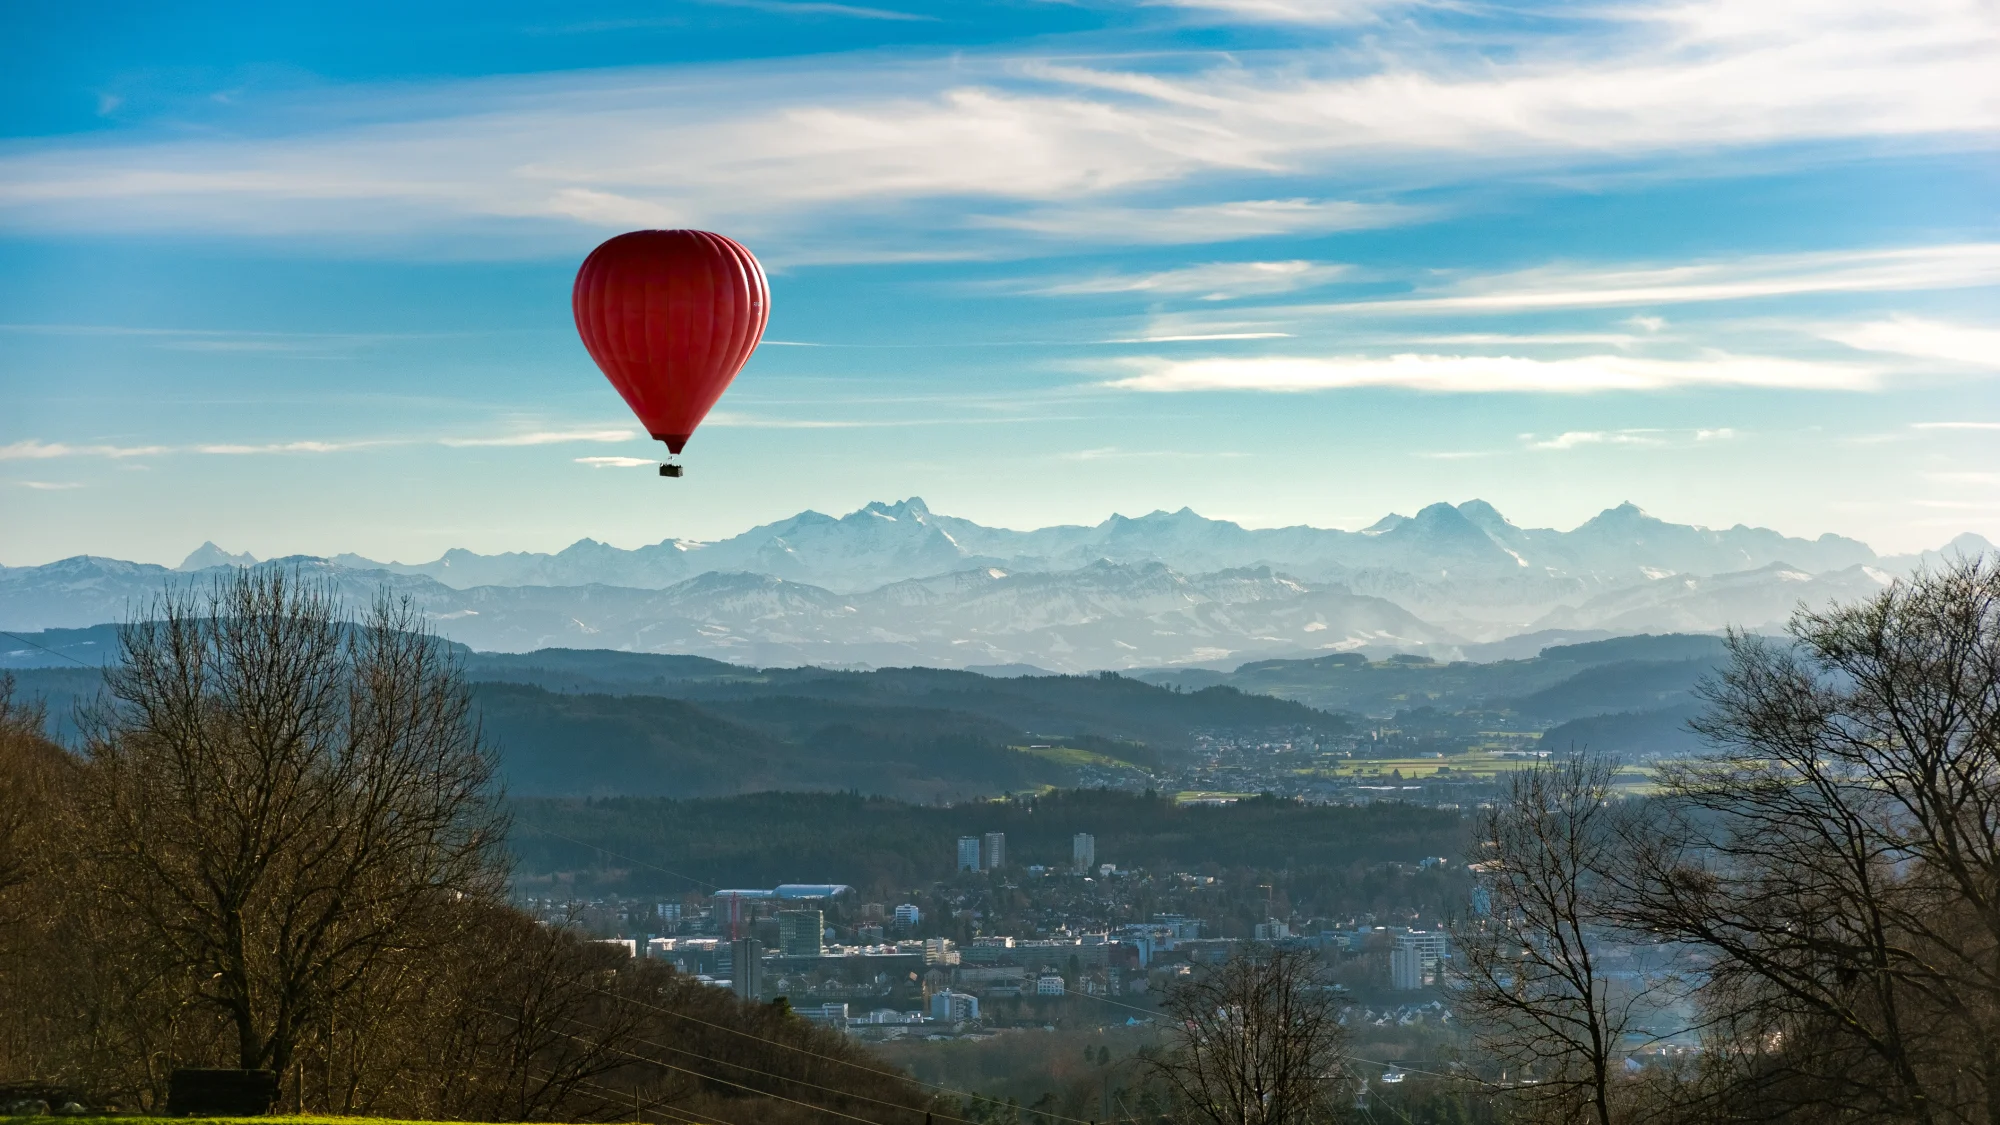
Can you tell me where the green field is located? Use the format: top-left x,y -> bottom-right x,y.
1013,744 -> 1149,772
1306,750 -> 1548,781
1303,751 -> 1658,794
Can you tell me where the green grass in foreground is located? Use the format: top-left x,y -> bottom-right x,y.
15,1117 -> 512,1125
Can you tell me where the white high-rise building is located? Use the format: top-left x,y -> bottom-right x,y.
957,836 -> 982,872
1391,930 -> 1446,990
983,831 -> 1006,870
893,903 -> 922,929
1072,833 -> 1096,873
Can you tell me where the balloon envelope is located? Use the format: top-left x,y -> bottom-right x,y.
572,230 -> 769,455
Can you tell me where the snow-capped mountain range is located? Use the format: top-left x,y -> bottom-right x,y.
5,499 -> 1991,671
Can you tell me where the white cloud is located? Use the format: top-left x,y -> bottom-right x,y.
1108,332 -> 1295,342
977,200 -> 1420,244
699,0 -> 935,20
16,480 -> 85,490
0,0 -> 1989,248
574,455 -> 658,468
1525,430 -> 1669,451
2,429 -> 645,461
194,440 -> 383,454
1912,421 -> 2000,430
1302,244 -> 2000,316
1141,0 -> 1409,24
439,428 -> 639,447
1823,316 -> 2000,366
1105,352 -> 1881,393
0,439 -> 170,461
1029,260 -> 1350,300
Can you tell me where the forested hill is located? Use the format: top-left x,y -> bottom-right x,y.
459,649 -> 1346,750
465,659 -> 1344,800
4,640 -> 1349,800
510,788 -> 1468,897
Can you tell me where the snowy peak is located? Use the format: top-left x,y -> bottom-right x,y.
178,542 -> 257,571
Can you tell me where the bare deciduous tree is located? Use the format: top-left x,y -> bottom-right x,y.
78,568 -> 507,1080
1148,946 -> 1348,1125
1451,750 -> 1643,1125
1623,556 -> 2000,1125
0,675 -> 59,915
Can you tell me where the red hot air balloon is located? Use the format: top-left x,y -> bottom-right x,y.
572,230 -> 769,477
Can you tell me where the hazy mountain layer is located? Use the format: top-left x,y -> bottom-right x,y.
244,497 -> 1903,594
6,499 -> 1989,669
1,556 -> 1454,671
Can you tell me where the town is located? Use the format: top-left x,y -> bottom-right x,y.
525,829 -> 1463,1042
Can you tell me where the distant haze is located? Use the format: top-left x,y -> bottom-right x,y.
4,498 -> 1988,671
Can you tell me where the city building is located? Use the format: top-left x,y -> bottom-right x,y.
1036,974 -> 1067,996
1391,930 -> 1447,990
983,831 -> 1006,870
729,936 -> 763,1001
777,909 -> 825,957
930,989 -> 980,1021
1073,833 -> 1096,873
655,902 -> 681,922
596,938 -> 637,957
1254,919 -> 1291,941
893,903 -> 922,929
962,936 -> 1015,964
958,836 -> 982,872
801,1002 -> 849,1028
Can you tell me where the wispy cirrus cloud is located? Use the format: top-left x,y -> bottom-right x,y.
1025,260 -> 1350,300
0,0 -> 1989,253
1823,316 -> 2000,366
977,200 -> 1421,244
0,439 -> 171,461
1024,260 -> 1352,300
1523,427 -> 1739,451
1299,244 -> 2000,317
1105,353 -> 1878,393
574,455 -> 658,468
1140,0 -> 1411,25
2,428 -> 643,461
438,428 -> 638,447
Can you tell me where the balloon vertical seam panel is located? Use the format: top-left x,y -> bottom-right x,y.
572,229 -> 768,450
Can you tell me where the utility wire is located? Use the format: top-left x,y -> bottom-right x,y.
483,1008 -> 920,1125
523,1057 -> 747,1125
0,629 -> 99,669
575,980 -> 1098,1125
553,1010 -> 991,1125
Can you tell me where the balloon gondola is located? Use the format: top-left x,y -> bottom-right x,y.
572,230 -> 770,478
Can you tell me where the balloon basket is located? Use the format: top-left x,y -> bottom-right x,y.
659,463 -> 683,478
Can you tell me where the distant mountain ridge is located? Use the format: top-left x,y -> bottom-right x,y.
250,497 -> 1897,593
3,499 -> 1989,670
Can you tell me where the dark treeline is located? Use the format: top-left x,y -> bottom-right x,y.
0,571 -> 938,1124
510,788 -> 1469,898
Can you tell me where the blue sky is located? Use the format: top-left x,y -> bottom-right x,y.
3,0 -> 1997,567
